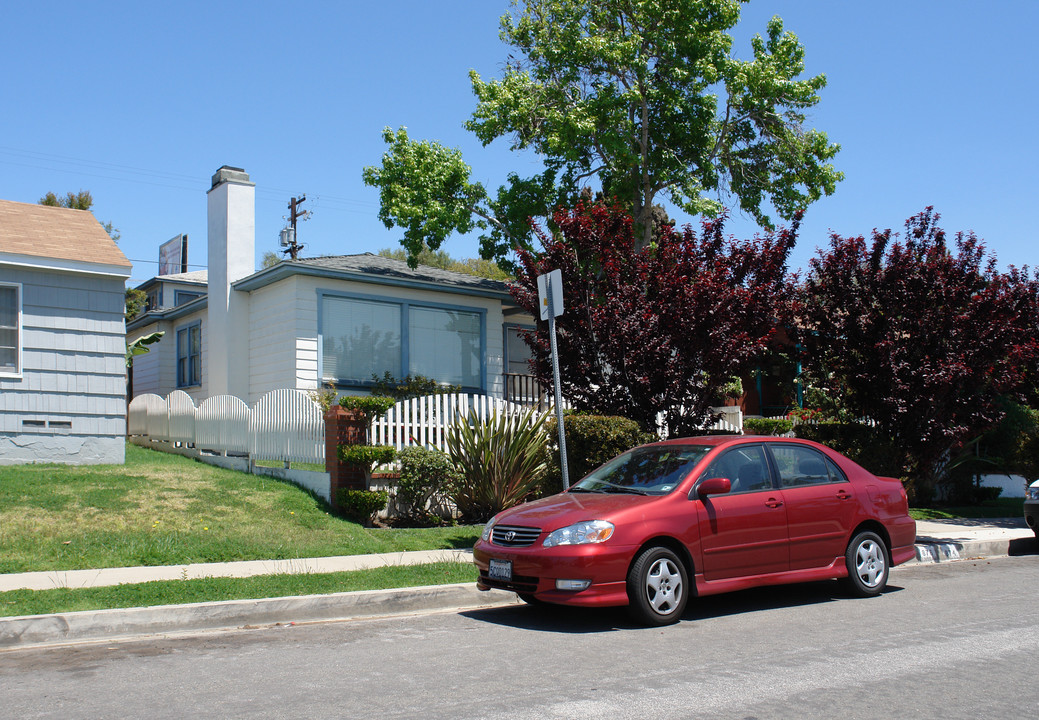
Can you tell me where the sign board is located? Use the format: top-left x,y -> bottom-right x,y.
537,269 -> 563,320
158,234 -> 188,276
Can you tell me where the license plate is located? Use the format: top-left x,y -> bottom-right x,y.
488,559 -> 512,581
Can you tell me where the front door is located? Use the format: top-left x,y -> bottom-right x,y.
695,445 -> 790,580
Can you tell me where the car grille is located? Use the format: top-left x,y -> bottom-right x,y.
490,525 -> 542,548
479,570 -> 539,594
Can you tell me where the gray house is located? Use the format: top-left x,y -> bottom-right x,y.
0,199 -> 132,465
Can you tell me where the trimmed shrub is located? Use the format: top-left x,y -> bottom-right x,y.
743,418 -> 794,436
542,414 -> 656,495
396,446 -> 461,525
336,444 -> 397,471
338,395 -> 397,422
337,489 -> 389,526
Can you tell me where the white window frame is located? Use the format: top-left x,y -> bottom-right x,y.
0,282 -> 21,379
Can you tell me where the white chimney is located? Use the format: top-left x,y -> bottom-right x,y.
207,165 -> 254,400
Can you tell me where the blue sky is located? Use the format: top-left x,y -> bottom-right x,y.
2,1 -> 1036,287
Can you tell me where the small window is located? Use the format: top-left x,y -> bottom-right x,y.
699,445 -> 772,493
0,283 -> 20,376
771,445 -> 844,488
174,290 -> 203,306
505,324 -> 535,375
176,322 -> 202,388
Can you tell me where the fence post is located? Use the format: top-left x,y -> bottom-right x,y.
324,406 -> 370,508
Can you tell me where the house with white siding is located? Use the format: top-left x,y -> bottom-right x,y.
0,199 -> 132,465
127,166 -> 536,406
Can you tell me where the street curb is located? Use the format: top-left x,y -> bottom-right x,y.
0,583 -> 520,651
909,537 -> 1027,565
2,536 -> 1032,651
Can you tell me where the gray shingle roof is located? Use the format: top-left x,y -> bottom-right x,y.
294,253 -> 510,294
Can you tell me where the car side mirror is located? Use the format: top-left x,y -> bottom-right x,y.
697,477 -> 731,497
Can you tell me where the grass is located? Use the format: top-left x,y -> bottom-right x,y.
0,562 -> 478,618
909,496 -> 1024,520
0,443 -> 480,574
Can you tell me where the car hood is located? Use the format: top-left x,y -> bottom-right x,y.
494,491 -> 660,530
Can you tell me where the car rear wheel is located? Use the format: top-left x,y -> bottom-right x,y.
843,531 -> 889,597
626,546 -> 688,626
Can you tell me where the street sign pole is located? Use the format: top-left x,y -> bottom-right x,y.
546,280 -> 570,489
538,269 -> 569,490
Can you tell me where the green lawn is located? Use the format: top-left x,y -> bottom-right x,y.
909,496 -> 1024,521
0,443 -> 480,574
0,562 -> 478,618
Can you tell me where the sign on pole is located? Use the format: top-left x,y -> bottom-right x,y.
537,269 -> 570,489
537,269 -> 563,320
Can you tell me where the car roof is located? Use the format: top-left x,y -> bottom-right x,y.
648,435 -> 799,447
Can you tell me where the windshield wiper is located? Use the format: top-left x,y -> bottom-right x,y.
600,485 -> 650,495
568,486 -> 601,493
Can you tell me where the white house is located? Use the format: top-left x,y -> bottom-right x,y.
127,166 -> 537,406
0,199 -> 132,464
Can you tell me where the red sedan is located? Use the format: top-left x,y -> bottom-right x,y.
474,436 -> 916,625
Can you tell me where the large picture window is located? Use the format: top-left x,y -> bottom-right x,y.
320,294 -> 484,390
176,322 -> 202,388
0,283 -> 20,376
321,296 -> 401,385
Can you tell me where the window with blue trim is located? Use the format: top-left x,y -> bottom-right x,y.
320,294 -> 484,390
176,322 -> 201,387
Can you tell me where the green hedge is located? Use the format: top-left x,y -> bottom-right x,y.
542,414 -> 656,495
743,418 -> 794,436
396,446 -> 461,525
337,489 -> 389,525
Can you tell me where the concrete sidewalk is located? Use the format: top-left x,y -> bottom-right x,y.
1,518 -> 1034,650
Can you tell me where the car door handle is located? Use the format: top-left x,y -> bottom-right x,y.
836,490 -> 852,501
765,498 -> 783,508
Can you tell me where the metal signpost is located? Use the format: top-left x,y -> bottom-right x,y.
537,269 -> 570,489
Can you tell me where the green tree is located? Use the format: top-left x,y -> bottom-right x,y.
363,0 -> 841,267
261,251 -> 281,269
377,247 -> 512,280
125,287 -> 147,321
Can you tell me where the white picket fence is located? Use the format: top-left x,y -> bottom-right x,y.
128,389 -> 325,463
129,390 -> 749,466
371,393 -> 533,453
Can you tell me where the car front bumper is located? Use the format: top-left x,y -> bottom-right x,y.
473,539 -> 635,607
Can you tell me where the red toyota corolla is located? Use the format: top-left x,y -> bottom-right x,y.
474,436 -> 916,625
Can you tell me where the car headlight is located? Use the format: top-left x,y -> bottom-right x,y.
543,520 -> 615,548
1027,486 -> 1039,501
481,516 -> 499,542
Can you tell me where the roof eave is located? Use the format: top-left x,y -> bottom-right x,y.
232,262 -> 517,303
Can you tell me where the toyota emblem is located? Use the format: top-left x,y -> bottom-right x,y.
505,530 -> 516,542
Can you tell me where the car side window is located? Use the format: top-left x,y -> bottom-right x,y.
699,445 -> 772,493
770,445 -> 846,488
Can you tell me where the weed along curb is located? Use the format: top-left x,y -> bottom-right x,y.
0,583 -> 521,650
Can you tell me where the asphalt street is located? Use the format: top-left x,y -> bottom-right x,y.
1,555 -> 1036,720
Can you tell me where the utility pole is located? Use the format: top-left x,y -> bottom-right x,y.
282,195 -> 309,260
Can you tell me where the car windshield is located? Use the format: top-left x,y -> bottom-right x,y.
571,445 -> 711,496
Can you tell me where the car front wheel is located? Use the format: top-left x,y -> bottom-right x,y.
626,546 -> 688,626
843,531 -> 889,597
